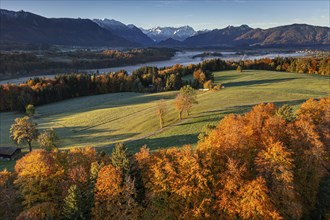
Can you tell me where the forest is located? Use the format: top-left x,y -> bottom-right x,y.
0,96 -> 329,219
0,56 -> 329,112
0,48 -> 176,80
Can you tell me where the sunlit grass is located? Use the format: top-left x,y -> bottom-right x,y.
0,70 -> 329,167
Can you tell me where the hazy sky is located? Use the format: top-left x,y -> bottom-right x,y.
1,0 -> 329,30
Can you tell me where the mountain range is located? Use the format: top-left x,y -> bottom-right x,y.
0,9 -> 135,47
1,9 -> 329,49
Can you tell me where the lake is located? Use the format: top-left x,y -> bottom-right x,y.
86,51 -> 306,74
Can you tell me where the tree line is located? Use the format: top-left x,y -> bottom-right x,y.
240,56 -> 329,75
0,97 -> 329,219
0,60 -> 217,112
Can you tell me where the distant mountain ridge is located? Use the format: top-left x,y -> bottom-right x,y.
0,9 -> 136,47
183,24 -> 329,47
0,9 -> 329,48
235,24 -> 330,46
184,25 -> 253,46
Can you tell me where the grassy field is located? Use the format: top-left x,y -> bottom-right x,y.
1,70 -> 329,170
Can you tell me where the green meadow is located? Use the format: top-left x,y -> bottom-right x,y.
1,70 -> 329,170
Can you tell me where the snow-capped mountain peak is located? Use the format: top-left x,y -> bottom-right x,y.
140,26 -> 196,42
92,18 -> 154,45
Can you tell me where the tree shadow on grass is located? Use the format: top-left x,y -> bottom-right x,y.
214,74 -> 246,83
223,78 -> 297,88
38,92 -> 177,119
48,125 -> 140,149
122,99 -> 309,153
43,99 -> 309,154
200,98 -> 307,117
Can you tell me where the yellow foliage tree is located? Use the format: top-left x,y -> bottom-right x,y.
15,150 -> 64,209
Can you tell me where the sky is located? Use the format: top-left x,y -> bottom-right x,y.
1,0 -> 329,30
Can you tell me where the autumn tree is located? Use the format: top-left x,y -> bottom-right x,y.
92,164 -> 140,220
203,80 -> 213,89
66,147 -> 99,176
238,177 -> 281,219
197,97 -> 330,219
174,85 -> 198,120
136,145 -> 211,219
215,159 -> 247,218
215,159 -> 281,219
193,68 -> 206,87
10,116 -> 38,152
156,99 -> 167,128
255,141 -> 302,218
37,128 -> 58,151
14,150 -> 63,210
25,104 -> 35,116
16,202 -> 59,220
287,97 -> 330,216
0,169 -> 22,219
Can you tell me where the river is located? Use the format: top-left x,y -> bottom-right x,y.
0,50 -> 306,85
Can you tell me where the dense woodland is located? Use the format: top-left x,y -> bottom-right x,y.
0,97 -> 329,219
0,48 -> 176,79
0,56 -> 329,112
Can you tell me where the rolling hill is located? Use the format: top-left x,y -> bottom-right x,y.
157,38 -> 182,47
0,70 -> 328,154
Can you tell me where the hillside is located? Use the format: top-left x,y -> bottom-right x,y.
157,38 -> 182,47
235,24 -> 330,46
93,19 -> 154,46
1,70 -> 329,155
184,25 -> 253,46
0,9 -> 136,47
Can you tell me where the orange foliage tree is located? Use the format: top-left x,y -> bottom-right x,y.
92,164 -> 140,220
135,145 -> 211,219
